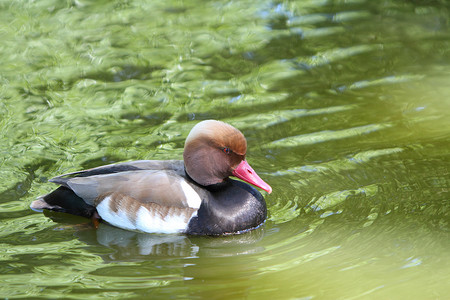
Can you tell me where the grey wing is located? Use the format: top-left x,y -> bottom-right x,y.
57,169 -> 200,209
49,160 -> 184,183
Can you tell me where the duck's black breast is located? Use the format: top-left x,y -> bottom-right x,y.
186,179 -> 267,235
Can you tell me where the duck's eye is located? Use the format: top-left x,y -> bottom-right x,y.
222,147 -> 231,154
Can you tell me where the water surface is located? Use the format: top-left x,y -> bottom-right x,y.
1,0 -> 449,299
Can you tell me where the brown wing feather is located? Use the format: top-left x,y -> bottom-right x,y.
103,191 -> 197,225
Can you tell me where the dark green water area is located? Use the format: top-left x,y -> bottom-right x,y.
1,0 -> 449,299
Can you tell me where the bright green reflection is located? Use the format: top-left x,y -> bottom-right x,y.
0,0 -> 449,299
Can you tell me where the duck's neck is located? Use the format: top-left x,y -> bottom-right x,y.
184,166 -> 229,191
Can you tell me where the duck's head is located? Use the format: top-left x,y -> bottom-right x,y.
183,120 -> 272,194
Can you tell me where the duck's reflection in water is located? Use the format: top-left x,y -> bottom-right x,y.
90,223 -> 199,259
72,219 -> 265,260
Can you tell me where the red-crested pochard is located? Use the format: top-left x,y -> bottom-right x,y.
31,120 -> 272,235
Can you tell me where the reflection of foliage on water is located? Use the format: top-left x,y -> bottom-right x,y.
0,0 -> 449,298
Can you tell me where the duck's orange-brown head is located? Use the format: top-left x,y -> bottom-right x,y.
183,120 -> 272,193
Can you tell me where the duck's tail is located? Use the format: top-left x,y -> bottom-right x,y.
31,186 -> 96,218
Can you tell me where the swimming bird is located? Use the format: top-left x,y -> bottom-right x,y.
31,120 -> 272,235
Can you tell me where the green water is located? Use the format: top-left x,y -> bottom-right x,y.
1,0 -> 449,299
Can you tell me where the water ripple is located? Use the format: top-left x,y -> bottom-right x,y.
295,44 -> 384,68
267,123 -> 392,148
229,105 -> 356,130
269,147 -> 404,178
305,184 -> 379,212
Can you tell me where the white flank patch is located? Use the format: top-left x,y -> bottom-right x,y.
136,207 -> 192,234
179,180 -> 201,209
97,195 -> 199,234
96,196 -> 137,231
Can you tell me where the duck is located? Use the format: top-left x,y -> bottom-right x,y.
31,120 -> 272,235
